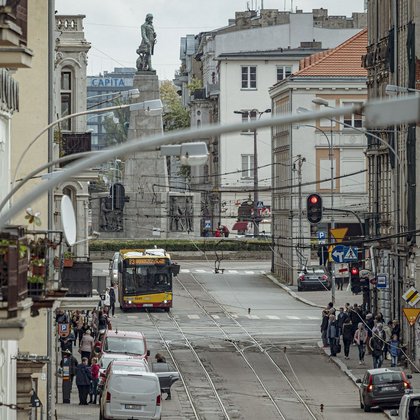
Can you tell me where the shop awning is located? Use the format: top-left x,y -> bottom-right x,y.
232,222 -> 248,231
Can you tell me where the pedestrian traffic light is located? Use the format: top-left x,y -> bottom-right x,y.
350,263 -> 361,294
306,193 -> 323,224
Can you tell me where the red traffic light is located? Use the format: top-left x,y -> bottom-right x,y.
351,267 -> 359,276
310,195 -> 319,204
306,193 -> 323,224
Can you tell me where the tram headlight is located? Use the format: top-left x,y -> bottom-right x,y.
163,300 -> 168,304
128,300 -> 132,304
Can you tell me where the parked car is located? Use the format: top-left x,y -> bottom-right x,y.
356,368 -> 412,412
390,391 -> 420,419
100,330 -> 150,360
99,368 -> 162,420
297,265 -> 331,291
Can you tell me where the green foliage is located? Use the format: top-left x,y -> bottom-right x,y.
186,77 -> 202,93
102,99 -> 130,146
89,239 -> 271,252
27,275 -> 44,284
160,80 -> 190,131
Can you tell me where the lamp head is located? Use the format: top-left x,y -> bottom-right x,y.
312,98 -> 329,107
296,107 -> 310,113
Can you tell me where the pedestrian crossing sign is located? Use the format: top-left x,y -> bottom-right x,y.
343,246 -> 358,262
402,287 -> 420,307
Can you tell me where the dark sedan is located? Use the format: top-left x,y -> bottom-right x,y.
297,265 -> 331,291
357,368 -> 412,412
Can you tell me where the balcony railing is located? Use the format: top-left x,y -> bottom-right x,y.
59,132 -> 92,166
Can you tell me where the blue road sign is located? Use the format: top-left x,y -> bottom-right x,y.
331,245 -> 358,263
331,245 -> 345,263
317,231 -> 326,240
376,274 -> 388,289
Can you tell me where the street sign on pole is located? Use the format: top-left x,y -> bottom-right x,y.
402,287 -> 420,307
331,245 -> 345,263
330,227 -> 348,243
331,245 -> 359,263
376,274 -> 388,289
403,308 -> 420,326
343,246 -> 358,262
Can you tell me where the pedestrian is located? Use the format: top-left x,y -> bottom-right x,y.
350,303 -> 362,337
60,332 -> 75,355
222,225 -> 230,238
337,307 -> 348,336
89,357 -> 100,404
342,317 -> 353,359
76,357 -> 92,405
155,353 -> 171,400
90,308 -> 98,339
389,334 -> 400,367
75,311 -> 85,346
79,329 -> 94,361
214,228 -> 221,237
369,328 -> 385,368
320,309 -> 329,347
327,314 -> 340,356
354,322 -> 368,364
56,308 -> 69,324
109,284 -> 116,317
60,349 -> 78,403
365,313 -> 374,354
391,319 -> 400,340
344,302 -> 351,314
336,275 -> 344,291
383,321 -> 392,361
103,288 -> 111,311
326,301 -> 336,314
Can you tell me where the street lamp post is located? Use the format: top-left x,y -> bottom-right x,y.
234,108 -> 271,236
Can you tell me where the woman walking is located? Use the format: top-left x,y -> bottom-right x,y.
89,357 -> 100,404
79,329 -> 94,361
342,317 -> 353,360
354,322 -> 368,364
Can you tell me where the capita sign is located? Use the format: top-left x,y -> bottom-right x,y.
87,77 -> 133,88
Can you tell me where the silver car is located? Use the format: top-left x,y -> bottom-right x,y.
297,265 -> 331,291
109,252 -> 119,284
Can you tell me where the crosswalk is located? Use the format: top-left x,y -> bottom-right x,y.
120,313 -> 320,321
180,269 -> 266,275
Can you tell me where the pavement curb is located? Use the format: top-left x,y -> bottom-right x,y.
265,273 -> 325,309
317,342 -> 392,419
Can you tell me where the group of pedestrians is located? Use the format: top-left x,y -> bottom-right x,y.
56,303 -> 114,406
320,302 -> 402,368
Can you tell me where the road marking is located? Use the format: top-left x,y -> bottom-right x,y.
211,315 -> 220,319
228,270 -> 238,273
266,315 -> 280,320
230,313 -> 239,318
246,314 -> 260,319
187,314 -> 200,319
180,269 -> 190,273
209,344 -> 223,349
196,269 -> 206,273
245,271 -> 255,274
127,315 -> 138,319
286,316 -> 300,320
307,316 -> 319,320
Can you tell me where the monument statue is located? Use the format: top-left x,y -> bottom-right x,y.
136,13 -> 156,72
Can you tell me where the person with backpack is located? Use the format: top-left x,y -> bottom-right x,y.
369,324 -> 385,368
389,334 -> 400,367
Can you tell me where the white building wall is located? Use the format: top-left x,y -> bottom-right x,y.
0,340 -> 17,420
0,113 -> 10,215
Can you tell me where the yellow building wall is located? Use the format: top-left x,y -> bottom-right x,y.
10,0 -> 49,227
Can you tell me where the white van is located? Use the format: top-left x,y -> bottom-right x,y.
100,369 -> 162,420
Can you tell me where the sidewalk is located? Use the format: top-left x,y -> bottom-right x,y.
268,273 -> 420,417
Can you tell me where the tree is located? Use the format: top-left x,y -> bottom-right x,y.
160,80 -> 190,131
102,99 -> 130,146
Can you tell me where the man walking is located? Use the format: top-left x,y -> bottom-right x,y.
370,329 -> 385,368
76,357 -> 92,405
327,314 -> 340,356
109,284 -> 116,317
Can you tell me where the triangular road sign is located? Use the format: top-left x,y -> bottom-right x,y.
330,228 -> 348,243
403,308 -> 420,326
344,247 -> 357,261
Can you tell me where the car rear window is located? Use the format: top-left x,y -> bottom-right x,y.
372,372 -> 402,384
110,375 -> 156,392
104,337 -> 145,355
306,267 -> 325,274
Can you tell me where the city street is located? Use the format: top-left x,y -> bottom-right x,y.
57,260 -> 387,419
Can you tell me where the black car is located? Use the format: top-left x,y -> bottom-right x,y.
357,368 -> 412,412
297,265 -> 331,291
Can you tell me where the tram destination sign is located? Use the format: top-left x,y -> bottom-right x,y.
126,258 -> 169,266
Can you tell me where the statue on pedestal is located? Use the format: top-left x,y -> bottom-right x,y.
136,13 -> 156,72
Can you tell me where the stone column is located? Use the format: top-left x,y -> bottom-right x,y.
122,72 -> 169,238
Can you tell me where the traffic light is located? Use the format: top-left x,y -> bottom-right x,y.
350,263 -> 361,294
306,193 -> 323,224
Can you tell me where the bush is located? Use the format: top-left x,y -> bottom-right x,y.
89,239 -> 271,252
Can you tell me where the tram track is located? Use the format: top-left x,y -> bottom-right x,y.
175,273 -> 319,419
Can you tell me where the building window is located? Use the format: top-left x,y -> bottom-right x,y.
343,102 -> 364,128
276,65 -> 292,81
241,66 -> 257,89
241,154 -> 254,178
61,71 -> 72,131
239,110 -> 257,133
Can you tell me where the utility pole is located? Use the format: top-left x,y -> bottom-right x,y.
253,127 -> 259,237
295,155 -> 305,263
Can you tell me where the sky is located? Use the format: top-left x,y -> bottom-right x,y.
55,0 -> 366,81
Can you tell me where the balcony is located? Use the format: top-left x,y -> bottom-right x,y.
0,1 -> 33,68
59,132 -> 92,166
